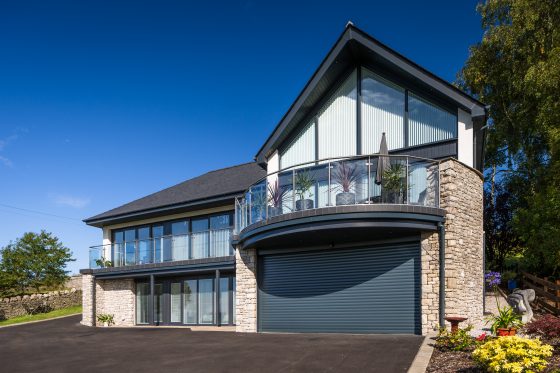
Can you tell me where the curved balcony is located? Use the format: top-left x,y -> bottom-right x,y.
234,154 -> 443,238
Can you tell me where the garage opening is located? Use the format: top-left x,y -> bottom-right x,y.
258,242 -> 421,334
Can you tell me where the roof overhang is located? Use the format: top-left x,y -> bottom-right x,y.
254,23 -> 486,166
83,192 -> 240,228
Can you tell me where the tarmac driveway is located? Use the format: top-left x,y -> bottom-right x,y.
0,315 -> 423,372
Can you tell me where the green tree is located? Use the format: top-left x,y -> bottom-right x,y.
0,231 -> 74,294
459,0 -> 560,274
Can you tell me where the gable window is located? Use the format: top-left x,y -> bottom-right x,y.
317,69 -> 357,160
408,93 -> 457,146
361,69 -> 405,152
280,120 -> 315,170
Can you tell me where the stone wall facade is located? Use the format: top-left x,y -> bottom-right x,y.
421,159 -> 484,333
0,289 -> 81,321
235,247 -> 257,332
81,274 -> 95,326
81,275 -> 135,327
95,278 -> 135,326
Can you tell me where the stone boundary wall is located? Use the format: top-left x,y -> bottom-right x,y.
0,289 -> 82,321
65,275 -> 82,291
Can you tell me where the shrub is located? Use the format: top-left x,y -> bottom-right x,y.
472,336 -> 553,373
435,325 -> 479,352
524,314 -> 560,342
96,313 -> 115,326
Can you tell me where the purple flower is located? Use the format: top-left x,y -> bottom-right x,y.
485,271 -> 501,287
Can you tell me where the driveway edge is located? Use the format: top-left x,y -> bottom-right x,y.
0,313 -> 81,329
407,334 -> 435,373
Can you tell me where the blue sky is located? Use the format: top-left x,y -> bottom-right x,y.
0,0 -> 482,274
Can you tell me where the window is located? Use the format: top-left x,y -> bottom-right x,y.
136,283 -> 149,325
198,279 -> 214,324
183,280 -> 198,324
318,69 -> 357,160
361,68 -> 405,152
280,120 -> 315,170
220,277 -> 230,324
210,214 -> 232,257
408,93 -> 457,146
191,218 -> 209,259
111,212 -> 233,265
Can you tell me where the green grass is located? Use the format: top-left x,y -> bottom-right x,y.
0,305 -> 82,327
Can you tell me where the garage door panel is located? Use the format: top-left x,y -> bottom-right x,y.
258,243 -> 420,334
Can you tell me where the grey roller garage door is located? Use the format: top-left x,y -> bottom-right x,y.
258,242 -> 421,334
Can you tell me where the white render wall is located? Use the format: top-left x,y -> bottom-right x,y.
457,108 -> 474,168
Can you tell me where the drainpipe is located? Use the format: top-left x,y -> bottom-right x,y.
438,221 -> 446,328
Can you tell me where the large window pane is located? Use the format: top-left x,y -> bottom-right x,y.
210,228 -> 231,257
210,214 -> 230,229
361,68 -> 405,152
124,229 -> 136,266
152,225 -> 164,263
198,279 -> 214,324
154,283 -> 163,323
192,218 -> 209,259
318,69 -> 357,160
220,277 -> 230,324
136,283 -> 149,325
171,220 -> 188,235
280,120 -> 316,170
170,282 -> 181,323
183,280 -> 197,324
408,93 -> 457,146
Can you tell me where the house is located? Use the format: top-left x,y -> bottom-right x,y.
81,23 -> 486,335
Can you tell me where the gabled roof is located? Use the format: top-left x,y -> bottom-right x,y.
84,162 -> 265,227
254,23 -> 486,165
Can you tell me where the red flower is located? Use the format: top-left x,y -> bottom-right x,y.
476,333 -> 487,341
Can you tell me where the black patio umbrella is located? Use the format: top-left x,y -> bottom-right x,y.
375,132 -> 390,185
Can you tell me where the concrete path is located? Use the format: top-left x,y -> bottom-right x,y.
0,315 -> 423,373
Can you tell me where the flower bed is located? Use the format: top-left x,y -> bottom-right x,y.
427,317 -> 560,372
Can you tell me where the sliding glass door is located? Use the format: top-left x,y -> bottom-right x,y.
135,275 -> 235,326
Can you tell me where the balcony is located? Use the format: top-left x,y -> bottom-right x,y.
235,154 -> 440,234
89,228 -> 233,269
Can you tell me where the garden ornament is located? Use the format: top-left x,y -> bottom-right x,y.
506,289 -> 535,323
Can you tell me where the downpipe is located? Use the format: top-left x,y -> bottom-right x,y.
438,221 -> 446,329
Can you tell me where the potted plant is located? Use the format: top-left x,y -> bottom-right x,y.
488,305 -> 523,336
294,171 -> 315,211
382,163 -> 407,203
267,180 -> 288,217
97,313 -> 115,327
502,271 -> 518,290
95,256 -> 113,269
332,161 -> 358,205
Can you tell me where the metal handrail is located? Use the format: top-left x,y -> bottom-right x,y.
235,153 -> 441,234
240,153 -> 440,198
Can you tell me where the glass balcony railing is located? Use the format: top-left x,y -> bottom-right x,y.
235,154 -> 440,234
89,228 -> 233,269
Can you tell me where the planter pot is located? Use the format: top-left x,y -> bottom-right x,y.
497,327 -> 517,336
382,190 -> 404,204
336,192 -> 356,206
507,279 -> 518,290
268,206 -> 282,217
295,199 -> 314,211
103,322 -> 109,327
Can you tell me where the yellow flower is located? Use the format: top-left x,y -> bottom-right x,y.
472,336 -> 553,373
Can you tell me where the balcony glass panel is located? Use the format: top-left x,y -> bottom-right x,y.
235,154 -> 440,232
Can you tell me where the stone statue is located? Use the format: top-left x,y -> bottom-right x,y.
507,289 -> 536,323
